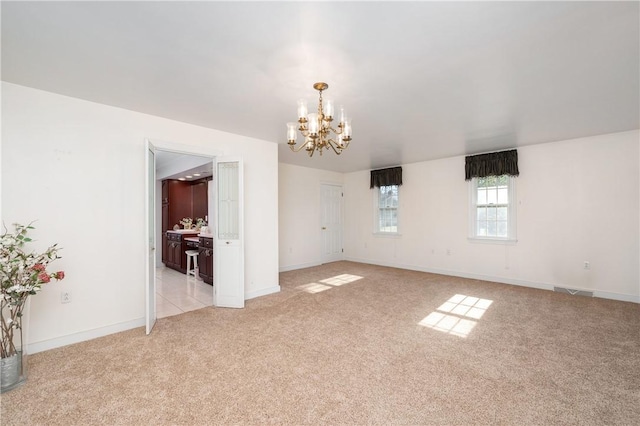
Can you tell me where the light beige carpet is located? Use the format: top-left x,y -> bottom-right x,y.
1,261 -> 639,425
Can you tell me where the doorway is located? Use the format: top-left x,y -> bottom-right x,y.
145,139 -> 246,334
154,149 -> 214,318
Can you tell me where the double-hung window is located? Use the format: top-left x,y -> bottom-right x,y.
375,185 -> 399,233
469,175 -> 516,242
371,166 -> 402,235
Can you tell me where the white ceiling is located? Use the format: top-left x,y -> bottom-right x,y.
2,1 -> 638,173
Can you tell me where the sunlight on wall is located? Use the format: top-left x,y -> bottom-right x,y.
419,294 -> 493,338
297,274 -> 364,293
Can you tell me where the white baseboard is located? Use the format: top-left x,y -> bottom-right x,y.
279,261 -> 321,273
593,290 -> 640,304
245,285 -> 280,300
27,317 -> 146,355
343,256 -> 639,304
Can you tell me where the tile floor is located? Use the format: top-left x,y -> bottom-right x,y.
156,265 -> 213,318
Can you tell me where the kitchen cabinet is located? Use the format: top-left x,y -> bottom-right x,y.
161,178 -> 211,267
198,236 -> 214,285
165,231 -> 198,273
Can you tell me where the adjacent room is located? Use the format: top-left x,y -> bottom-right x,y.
1,1 -> 638,424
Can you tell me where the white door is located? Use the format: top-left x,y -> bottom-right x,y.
214,157 -> 245,308
321,183 -> 343,264
144,140 -> 157,334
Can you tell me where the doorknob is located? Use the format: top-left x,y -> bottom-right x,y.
322,227 -> 326,230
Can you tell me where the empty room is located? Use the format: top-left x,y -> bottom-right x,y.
1,1 -> 639,425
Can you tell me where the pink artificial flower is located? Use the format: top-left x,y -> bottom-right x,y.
32,263 -> 46,272
38,272 -> 51,283
55,271 -> 65,280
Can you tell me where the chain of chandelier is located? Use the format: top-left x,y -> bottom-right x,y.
287,82 -> 352,157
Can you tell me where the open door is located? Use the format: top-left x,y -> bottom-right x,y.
144,140 -> 157,333
214,157 -> 245,308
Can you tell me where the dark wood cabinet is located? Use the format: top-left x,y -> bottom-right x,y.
165,231 -> 198,273
165,232 -> 181,271
167,180 -> 192,230
192,181 -> 208,222
198,237 -> 214,285
161,177 -> 211,268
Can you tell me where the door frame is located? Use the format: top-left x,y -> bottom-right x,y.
145,140 -> 156,334
144,139 -> 225,331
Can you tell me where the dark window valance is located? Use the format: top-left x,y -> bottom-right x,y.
370,167 -> 402,188
465,149 -> 519,181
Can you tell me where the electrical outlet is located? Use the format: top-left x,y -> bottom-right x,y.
584,261 -> 590,270
61,291 -> 72,304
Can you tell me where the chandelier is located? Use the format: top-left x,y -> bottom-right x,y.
287,82 -> 352,157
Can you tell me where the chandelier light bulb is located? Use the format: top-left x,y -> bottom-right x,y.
343,119 -> 352,139
324,99 -> 334,120
286,123 -> 297,142
307,113 -> 319,136
297,99 -> 308,120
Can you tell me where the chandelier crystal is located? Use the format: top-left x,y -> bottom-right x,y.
287,82 -> 352,157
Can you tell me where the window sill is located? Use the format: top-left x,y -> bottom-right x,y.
468,237 -> 517,245
373,232 -> 402,238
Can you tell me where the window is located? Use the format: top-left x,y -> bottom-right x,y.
469,175 -> 516,242
375,185 -> 399,233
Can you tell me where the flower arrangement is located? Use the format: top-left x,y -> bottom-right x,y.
1,223 -> 65,359
179,217 -> 193,229
195,218 -> 207,228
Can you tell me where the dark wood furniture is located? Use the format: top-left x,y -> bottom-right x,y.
161,177 -> 211,267
198,236 -> 214,284
165,231 -> 198,274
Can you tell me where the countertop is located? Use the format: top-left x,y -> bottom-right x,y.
167,229 -> 199,234
167,229 -> 213,239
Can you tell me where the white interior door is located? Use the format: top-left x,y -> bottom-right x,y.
145,140 -> 157,334
321,183 -> 344,264
214,157 -> 245,308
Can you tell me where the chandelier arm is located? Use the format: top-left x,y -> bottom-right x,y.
326,139 -> 343,155
326,125 -> 343,135
289,141 -> 312,153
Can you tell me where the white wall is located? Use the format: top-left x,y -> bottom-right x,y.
1,82 -> 280,352
279,163 -> 344,271
343,130 -> 640,302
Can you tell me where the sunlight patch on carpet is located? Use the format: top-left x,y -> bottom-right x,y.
297,274 -> 363,294
419,294 -> 493,337
319,274 -> 363,286
297,283 -> 333,293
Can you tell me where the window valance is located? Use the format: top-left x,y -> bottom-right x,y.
465,149 -> 519,181
370,167 -> 403,188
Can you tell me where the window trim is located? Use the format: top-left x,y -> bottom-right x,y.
468,175 -> 517,243
373,184 -> 401,236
